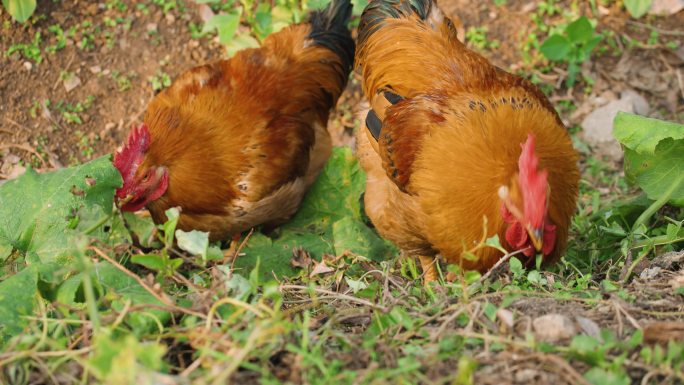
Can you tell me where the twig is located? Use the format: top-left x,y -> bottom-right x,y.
626,20 -> 684,36
0,144 -> 47,167
279,285 -> 388,312
89,246 -> 207,319
3,118 -> 30,134
470,249 -> 526,290
231,228 -> 254,270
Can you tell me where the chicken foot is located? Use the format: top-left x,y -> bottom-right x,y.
419,255 -> 438,285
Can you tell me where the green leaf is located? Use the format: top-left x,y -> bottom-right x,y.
614,113 -> 684,205
0,265 -> 38,342
131,254 -> 166,271
175,229 -> 209,261
88,330 -> 166,382
226,32 -> 260,57
584,367 -> 630,385
237,147 -> 394,279
624,0 -> 653,18
540,34 -> 571,61
93,261 -> 170,333
566,16 -> 594,43
0,156 -> 120,265
2,0 -> 37,23
203,8 -> 242,44
253,3 -> 272,40
333,217 -> 394,261
613,112 -> 684,155
509,257 -> 524,278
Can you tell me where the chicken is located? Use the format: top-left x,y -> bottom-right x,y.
355,0 -> 580,283
113,0 -> 354,241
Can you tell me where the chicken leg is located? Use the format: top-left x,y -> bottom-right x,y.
419,255 -> 438,284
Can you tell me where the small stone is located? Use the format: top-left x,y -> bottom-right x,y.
102,69 -> 111,76
533,314 -> 577,342
621,89 -> 650,115
580,89 -> 649,162
104,122 -> 116,131
89,65 -> 102,74
23,61 -> 33,71
576,316 -> 601,339
165,13 -> 175,24
63,75 -> 82,93
146,23 -> 158,33
496,308 -> 514,330
640,266 -> 662,280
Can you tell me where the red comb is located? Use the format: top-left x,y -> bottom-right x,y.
113,124 -> 150,195
518,134 -> 548,230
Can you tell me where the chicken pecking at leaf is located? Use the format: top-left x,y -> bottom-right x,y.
113,0 -> 355,242
355,0 -> 580,283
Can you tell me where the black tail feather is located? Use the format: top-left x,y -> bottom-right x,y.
308,0 -> 355,74
357,0 -> 432,49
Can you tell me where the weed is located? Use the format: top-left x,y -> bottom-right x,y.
148,71 -> 172,92
111,70 -> 135,92
466,27 -> 500,51
540,16 -> 602,87
6,31 -> 43,63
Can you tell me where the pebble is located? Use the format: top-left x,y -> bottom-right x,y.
23,61 -> 33,71
63,75 -> 82,93
533,314 -> 577,342
580,89 -> 650,162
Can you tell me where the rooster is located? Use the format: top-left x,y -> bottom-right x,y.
113,0 -> 354,241
355,0 -> 580,283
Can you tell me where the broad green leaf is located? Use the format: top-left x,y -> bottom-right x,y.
93,261 -> 171,333
624,0 -> 653,18
565,16 -> 593,43
175,229 -> 209,260
131,254 -> 166,271
540,34 -> 571,61
332,217 -> 395,261
254,3 -> 273,40
613,112 -> 684,155
0,265 -> 38,342
238,147 -> 394,279
584,367 -> 630,385
2,0 -> 37,23
203,8 -> 242,44
352,0 -> 369,16
226,32 -> 260,57
88,330 -> 166,383
0,156 -> 120,265
109,212 -> 161,249
509,257 -> 523,278
622,141 -> 684,204
614,113 -> 684,206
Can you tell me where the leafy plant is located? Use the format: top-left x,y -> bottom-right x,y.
148,70 -> 172,92
540,16 -> 602,87
6,31 -> 42,63
237,147 -> 395,279
2,0 -> 36,23
613,113 -> 684,247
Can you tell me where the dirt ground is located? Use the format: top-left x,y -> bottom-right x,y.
1,0 -> 683,178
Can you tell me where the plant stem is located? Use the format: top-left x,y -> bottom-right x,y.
83,212 -> 114,235
79,257 -> 101,333
632,174 -> 684,232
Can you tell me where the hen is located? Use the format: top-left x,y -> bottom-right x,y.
113,0 -> 354,241
355,0 -> 580,282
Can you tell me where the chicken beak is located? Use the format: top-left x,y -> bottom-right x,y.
119,194 -> 134,206
527,226 -> 543,252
